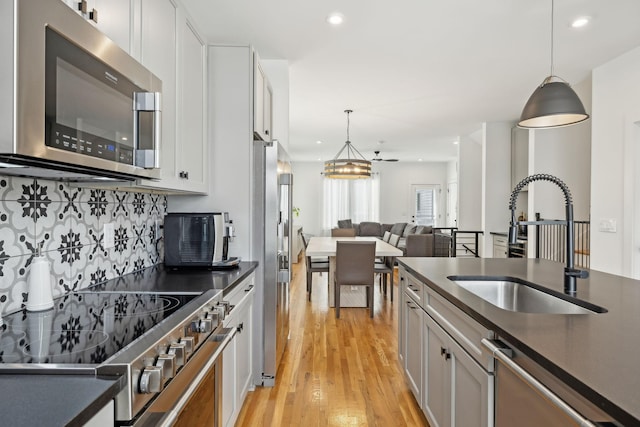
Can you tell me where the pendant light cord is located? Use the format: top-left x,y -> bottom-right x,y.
550,0 -> 555,77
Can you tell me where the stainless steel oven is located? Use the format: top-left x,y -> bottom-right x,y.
0,0 -> 161,181
0,289 -> 235,426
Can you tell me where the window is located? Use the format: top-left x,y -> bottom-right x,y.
411,184 -> 440,226
322,175 -> 380,231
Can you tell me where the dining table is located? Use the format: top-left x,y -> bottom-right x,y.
305,236 -> 403,307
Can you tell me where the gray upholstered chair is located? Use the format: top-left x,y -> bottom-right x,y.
406,234 -> 432,256
301,233 -> 329,301
331,228 -> 357,237
335,241 -> 376,318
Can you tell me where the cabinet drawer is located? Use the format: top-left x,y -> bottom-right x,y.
424,287 -> 493,371
404,272 -> 424,308
224,275 -> 255,308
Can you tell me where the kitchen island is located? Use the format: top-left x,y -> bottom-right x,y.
398,257 -> 640,426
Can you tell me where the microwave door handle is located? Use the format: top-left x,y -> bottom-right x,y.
133,92 -> 162,169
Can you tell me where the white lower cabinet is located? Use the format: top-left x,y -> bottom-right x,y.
399,266 -> 494,427
402,294 -> 423,402
222,279 -> 255,427
423,313 -> 492,427
82,399 -> 114,426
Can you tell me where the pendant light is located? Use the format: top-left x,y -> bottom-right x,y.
324,110 -> 372,179
518,0 -> 589,128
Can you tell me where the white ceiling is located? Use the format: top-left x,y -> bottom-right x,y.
183,0 -> 640,162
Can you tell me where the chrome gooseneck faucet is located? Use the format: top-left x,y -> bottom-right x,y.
508,173 -> 588,295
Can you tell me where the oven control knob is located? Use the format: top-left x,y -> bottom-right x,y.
168,342 -> 186,367
139,366 -> 163,394
181,336 -> 195,357
156,353 -> 176,379
199,318 -> 213,333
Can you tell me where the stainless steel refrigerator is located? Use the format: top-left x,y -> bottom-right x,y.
252,139 -> 292,386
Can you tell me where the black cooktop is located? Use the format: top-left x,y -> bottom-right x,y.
0,292 -> 197,365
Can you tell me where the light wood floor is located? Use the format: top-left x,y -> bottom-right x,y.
235,258 -> 429,427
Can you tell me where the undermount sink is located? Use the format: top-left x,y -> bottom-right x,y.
447,276 -> 607,315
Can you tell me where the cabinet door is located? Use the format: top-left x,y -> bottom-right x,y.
398,272 -> 406,364
60,0 -> 132,54
404,296 -> 423,402
93,0 -> 132,53
139,0 -> 178,182
176,17 -> 207,192
450,336 -> 492,427
423,313 -> 451,427
253,57 -> 266,141
235,290 -> 254,406
493,236 -> 508,258
263,82 -> 273,140
222,325 -> 238,427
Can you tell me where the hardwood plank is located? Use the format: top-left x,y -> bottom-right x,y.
235,258 -> 429,427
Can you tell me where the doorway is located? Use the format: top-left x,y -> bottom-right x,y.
410,184 -> 441,226
447,181 -> 458,228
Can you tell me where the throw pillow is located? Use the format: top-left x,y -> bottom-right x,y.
390,222 -> 406,236
337,219 -> 353,229
402,224 -> 417,237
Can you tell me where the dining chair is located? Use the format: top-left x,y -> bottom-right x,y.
382,231 -> 391,243
335,241 -> 376,318
389,233 -> 401,247
301,233 -> 329,301
374,255 -> 396,302
331,228 -> 357,237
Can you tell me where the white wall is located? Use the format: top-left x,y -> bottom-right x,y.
291,161 -> 324,236
529,78 -> 592,222
291,160 -> 450,234
376,161 -> 448,225
168,45 -> 254,260
591,46 -> 640,277
457,133 -> 483,231
481,122 -> 512,257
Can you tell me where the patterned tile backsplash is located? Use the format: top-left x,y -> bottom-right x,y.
0,176 -> 166,317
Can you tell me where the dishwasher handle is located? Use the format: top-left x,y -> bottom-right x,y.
481,338 -> 597,427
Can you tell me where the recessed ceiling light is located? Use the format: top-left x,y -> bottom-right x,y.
453,140 -> 459,145
418,158 -> 423,162
316,140 -> 323,144
327,13 -> 344,26
571,16 -> 591,28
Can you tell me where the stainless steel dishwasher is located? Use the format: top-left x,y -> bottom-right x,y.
482,339 -> 619,427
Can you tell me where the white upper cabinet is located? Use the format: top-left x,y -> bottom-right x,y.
175,17 -> 207,192
253,52 -> 273,142
61,0 -> 208,194
61,0 -> 133,54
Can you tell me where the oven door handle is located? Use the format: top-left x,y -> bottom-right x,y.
158,327 -> 236,427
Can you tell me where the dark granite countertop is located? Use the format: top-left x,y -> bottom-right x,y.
87,261 -> 259,296
397,257 -> 640,426
0,374 -> 125,426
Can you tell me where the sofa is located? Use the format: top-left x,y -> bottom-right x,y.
336,219 -> 452,256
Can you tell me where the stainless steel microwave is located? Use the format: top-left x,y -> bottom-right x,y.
0,0 -> 162,181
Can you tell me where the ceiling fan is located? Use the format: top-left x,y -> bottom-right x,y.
372,150 -> 399,162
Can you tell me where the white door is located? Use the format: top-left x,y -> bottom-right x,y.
411,184 -> 440,226
447,182 -> 458,228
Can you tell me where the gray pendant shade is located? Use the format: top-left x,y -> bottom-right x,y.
518,78 -> 589,128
